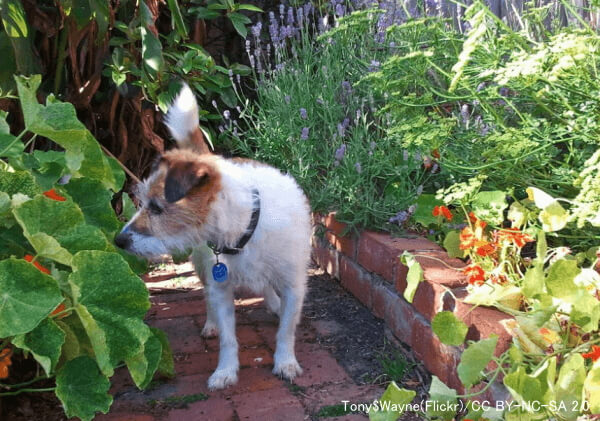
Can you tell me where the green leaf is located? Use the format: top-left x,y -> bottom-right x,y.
13,194 -> 110,262
55,356 -> 112,421
522,262 -> 544,298
0,112 -> 24,160
121,192 -> 136,221
228,12 -> 248,38
427,376 -> 457,420
400,251 -> 423,303
412,194 -> 443,226
507,201 -> 529,229
166,0 -> 188,38
472,191 -> 508,226
0,258 -> 62,337
545,259 -> 580,302
503,366 -> 544,407
63,178 -> 121,237
237,4 -> 263,12
69,251 -> 151,376
14,76 -> 122,190
442,230 -> 464,258
12,317 -> 66,376
432,311 -> 468,346
584,361 -> 600,415
555,354 -> 585,421
0,169 -> 41,197
126,330 -> 162,390
457,335 -> 498,388
151,327 -> 175,378
140,2 -> 164,80
368,381 -> 415,421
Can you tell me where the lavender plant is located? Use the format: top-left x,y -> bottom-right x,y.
223,2 -> 440,230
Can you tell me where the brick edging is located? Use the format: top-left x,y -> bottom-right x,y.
311,212 -> 511,402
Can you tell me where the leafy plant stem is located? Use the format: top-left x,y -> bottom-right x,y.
0,387 -> 56,396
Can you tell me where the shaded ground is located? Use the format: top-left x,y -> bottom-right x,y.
2,263 -> 430,421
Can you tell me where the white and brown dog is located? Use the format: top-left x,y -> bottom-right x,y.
115,85 -> 311,390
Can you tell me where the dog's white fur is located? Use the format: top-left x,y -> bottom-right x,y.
119,86 -> 311,390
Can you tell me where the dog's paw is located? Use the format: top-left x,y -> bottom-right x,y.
207,367 -> 238,390
201,322 -> 218,338
273,358 -> 303,381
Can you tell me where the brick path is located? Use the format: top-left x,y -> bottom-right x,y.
96,265 -> 383,421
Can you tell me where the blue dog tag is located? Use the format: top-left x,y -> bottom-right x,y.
212,262 -> 228,283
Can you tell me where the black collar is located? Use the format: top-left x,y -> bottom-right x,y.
207,188 -> 260,255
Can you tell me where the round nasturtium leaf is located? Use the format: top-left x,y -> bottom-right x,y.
55,356 -> 113,421
432,311 -> 468,346
0,258 -> 63,337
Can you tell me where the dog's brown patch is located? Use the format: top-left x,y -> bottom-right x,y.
139,151 -> 222,236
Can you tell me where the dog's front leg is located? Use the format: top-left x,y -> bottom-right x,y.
206,280 -> 239,390
273,282 -> 305,381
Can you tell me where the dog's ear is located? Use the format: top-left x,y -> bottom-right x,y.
164,161 -> 210,203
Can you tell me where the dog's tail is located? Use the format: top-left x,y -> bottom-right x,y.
165,84 -> 211,154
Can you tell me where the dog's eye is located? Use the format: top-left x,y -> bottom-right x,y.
148,200 -> 163,215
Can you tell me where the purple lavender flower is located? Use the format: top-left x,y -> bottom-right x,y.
460,104 -> 470,124
211,100 -> 218,109
499,87 -> 510,97
389,210 -> 409,225
279,4 -> 285,20
342,117 -> 350,129
251,22 -> 262,38
337,123 -> 345,138
341,80 -> 352,92
287,7 -> 294,25
368,60 -> 381,72
218,125 -> 224,133
303,3 -> 313,17
334,143 -> 347,161
249,55 -> 255,69
284,95 -> 291,104
300,108 -> 308,119
296,7 -> 304,26
356,109 -> 362,119
316,98 -> 324,105
370,141 -> 376,150
354,162 -> 362,173
476,82 -> 486,92
223,110 -> 231,120
300,127 -> 309,140
335,4 -> 346,16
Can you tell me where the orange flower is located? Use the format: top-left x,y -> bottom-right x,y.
498,228 -> 534,248
464,264 -> 485,286
0,347 -> 12,379
583,345 -> 600,361
468,212 -> 478,224
50,303 -> 67,319
432,205 -> 453,221
431,149 -> 440,159
459,219 -> 487,250
24,254 -> 51,275
43,189 -> 66,202
476,242 -> 496,257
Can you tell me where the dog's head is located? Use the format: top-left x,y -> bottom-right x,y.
115,85 -> 220,258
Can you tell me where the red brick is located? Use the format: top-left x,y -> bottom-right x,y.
174,351 -> 218,376
323,212 -> 349,236
232,386 -> 305,421
326,230 -> 357,259
339,255 -> 372,309
167,397 -> 235,421
239,346 -> 273,368
409,315 -> 462,390
357,231 -> 442,282
236,325 -> 264,346
411,280 -> 456,322
414,251 -> 467,288
381,286 -> 416,346
149,289 -> 205,303
148,317 -> 206,354
294,342 -> 351,387
312,243 -> 340,279
371,281 -> 388,319
146,298 -> 206,320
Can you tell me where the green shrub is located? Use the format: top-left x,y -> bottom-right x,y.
0,76 -> 173,421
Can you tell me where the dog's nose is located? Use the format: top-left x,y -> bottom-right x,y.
114,232 -> 132,250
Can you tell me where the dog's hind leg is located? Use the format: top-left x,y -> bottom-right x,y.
272,274 -> 306,381
263,284 -> 281,317
206,279 -> 239,390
